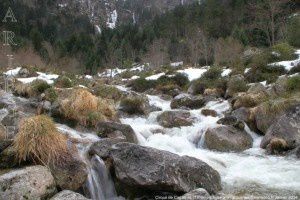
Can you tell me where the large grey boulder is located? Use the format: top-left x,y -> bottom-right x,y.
171,94 -> 205,109
50,190 -> 90,200
204,126 -> 253,152
96,121 -> 138,143
157,110 -> 195,128
0,165 -> 56,200
109,143 -> 221,196
261,104 -> 300,153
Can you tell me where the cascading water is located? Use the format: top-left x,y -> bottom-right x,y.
120,92 -> 300,197
86,155 -> 118,200
56,124 -> 120,200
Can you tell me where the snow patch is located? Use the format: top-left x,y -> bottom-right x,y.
221,68 -> 232,77
17,72 -> 59,84
145,73 -> 165,80
177,66 -> 210,81
3,67 -> 21,77
171,61 -> 183,67
269,49 -> 300,71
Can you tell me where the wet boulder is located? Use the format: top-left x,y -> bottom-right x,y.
96,121 -> 138,143
0,165 -> 56,199
50,190 -> 90,200
50,157 -> 87,191
201,109 -> 218,117
260,104 -> 300,153
217,116 -> 245,130
253,99 -> 300,134
119,95 -> 160,116
204,126 -> 253,152
157,111 -> 195,128
109,143 -> 221,196
89,138 -> 126,158
171,94 -> 205,109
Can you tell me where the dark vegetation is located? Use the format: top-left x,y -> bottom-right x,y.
0,0 -> 299,73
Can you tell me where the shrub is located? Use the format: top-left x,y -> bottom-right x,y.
31,79 -> 51,94
191,67 -> 226,94
54,75 -> 73,88
130,78 -> 156,92
14,79 -> 50,97
171,73 -> 189,87
214,37 -> 244,66
271,43 -> 296,61
13,115 -> 69,166
227,78 -> 248,94
93,84 -> 123,100
119,97 -> 145,115
287,75 -> 300,92
45,87 -> 58,103
245,64 -> 286,84
60,89 -> 115,126
120,70 -> 135,79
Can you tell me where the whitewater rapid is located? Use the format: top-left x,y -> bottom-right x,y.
120,94 -> 300,196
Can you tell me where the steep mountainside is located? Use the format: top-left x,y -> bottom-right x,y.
56,0 -> 197,30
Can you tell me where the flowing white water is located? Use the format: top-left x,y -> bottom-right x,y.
120,94 -> 300,196
86,155 -> 118,200
56,124 -> 120,200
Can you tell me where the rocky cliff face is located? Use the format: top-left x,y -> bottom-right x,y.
56,0 -> 197,30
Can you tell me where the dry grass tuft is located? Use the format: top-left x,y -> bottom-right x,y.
13,115 -> 69,166
60,89 -> 116,126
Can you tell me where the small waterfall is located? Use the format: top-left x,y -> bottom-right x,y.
56,124 -> 120,200
86,155 -> 118,200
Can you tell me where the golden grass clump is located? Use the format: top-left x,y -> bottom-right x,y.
13,115 -> 69,166
60,88 -> 116,126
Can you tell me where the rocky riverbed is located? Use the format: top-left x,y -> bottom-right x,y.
0,65 -> 300,199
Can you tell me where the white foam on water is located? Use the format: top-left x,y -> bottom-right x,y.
120,94 -> 300,195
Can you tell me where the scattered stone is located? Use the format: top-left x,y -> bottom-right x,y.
261,104 -> 300,152
217,116 -> 245,130
157,111 -> 194,128
0,165 -> 56,200
171,94 -> 205,109
50,190 -> 90,200
266,138 -> 288,155
204,126 -> 253,152
201,109 -> 218,117
96,121 -> 138,143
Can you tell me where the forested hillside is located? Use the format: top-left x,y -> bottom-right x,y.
0,0 -> 299,73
